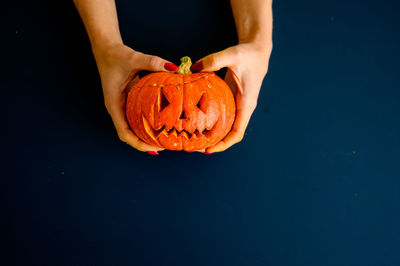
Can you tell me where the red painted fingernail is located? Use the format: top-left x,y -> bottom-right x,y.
204,152 -> 214,155
190,61 -> 203,73
146,151 -> 159,155
164,63 -> 178,71
186,151 -> 196,153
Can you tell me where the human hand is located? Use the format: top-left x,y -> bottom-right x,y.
191,42 -> 272,153
93,43 -> 178,154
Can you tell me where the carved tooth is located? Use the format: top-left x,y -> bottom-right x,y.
154,125 -> 165,135
190,131 -> 198,140
195,130 -> 203,138
156,127 -> 168,138
180,131 -> 190,140
165,125 -> 174,132
171,129 -> 178,138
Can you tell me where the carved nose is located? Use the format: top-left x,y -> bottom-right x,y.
179,109 -> 187,120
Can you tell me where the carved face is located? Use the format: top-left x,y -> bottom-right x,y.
126,72 -> 235,151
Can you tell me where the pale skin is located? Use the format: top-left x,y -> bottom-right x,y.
73,0 -> 273,154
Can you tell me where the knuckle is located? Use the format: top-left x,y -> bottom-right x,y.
231,130 -> 244,143
129,52 -> 139,63
267,42 -> 273,53
130,52 -> 144,67
238,130 -> 245,140
105,101 -> 119,115
235,133 -> 245,143
135,144 -> 146,152
148,56 -> 160,68
241,97 -> 258,111
104,102 -> 112,113
230,46 -> 242,60
117,131 -> 128,142
207,55 -> 216,68
249,102 -> 257,111
233,129 -> 245,140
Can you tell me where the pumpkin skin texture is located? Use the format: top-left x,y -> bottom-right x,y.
126,60 -> 235,151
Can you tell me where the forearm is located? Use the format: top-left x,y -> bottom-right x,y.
73,0 -> 123,54
230,0 -> 273,50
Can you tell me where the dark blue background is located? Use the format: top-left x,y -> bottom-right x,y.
3,0 -> 400,265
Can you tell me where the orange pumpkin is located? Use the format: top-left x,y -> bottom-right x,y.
126,56 -> 235,151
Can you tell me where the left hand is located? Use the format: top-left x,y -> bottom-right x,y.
191,42 -> 273,153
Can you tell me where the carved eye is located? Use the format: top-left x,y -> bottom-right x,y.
159,88 -> 170,112
196,93 -> 204,111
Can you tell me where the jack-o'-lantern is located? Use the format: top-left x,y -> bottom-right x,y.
126,56 -> 235,151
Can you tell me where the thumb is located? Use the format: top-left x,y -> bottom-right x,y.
193,46 -> 238,72
135,52 -> 177,72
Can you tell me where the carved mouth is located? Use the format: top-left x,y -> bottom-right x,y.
154,126 -> 211,139
142,116 -> 214,141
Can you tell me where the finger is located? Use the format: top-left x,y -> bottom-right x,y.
133,52 -> 178,72
192,46 -> 239,72
205,103 -> 256,153
107,104 -> 164,152
124,75 -> 140,95
224,69 -> 240,96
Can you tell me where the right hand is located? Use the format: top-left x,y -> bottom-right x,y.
93,43 -> 178,154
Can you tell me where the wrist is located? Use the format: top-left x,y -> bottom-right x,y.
238,28 -> 272,52
239,38 -> 273,55
91,37 -> 122,51
91,39 -> 123,61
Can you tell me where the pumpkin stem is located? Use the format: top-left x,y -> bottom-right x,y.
177,56 -> 192,75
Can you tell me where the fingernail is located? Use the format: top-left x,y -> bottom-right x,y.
186,151 -> 196,153
204,152 -> 214,155
190,61 -> 203,73
164,63 -> 178,71
146,151 -> 159,155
